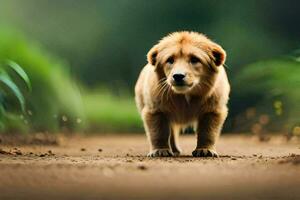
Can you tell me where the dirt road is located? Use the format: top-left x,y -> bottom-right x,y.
0,134 -> 300,200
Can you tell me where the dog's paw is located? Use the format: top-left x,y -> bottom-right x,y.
147,149 -> 173,157
171,147 -> 182,157
172,150 -> 181,157
192,148 -> 218,157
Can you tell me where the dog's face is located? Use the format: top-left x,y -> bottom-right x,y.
147,32 -> 226,94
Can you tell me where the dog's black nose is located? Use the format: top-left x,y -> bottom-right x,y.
173,73 -> 185,83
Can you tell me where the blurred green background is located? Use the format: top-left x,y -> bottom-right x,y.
0,0 -> 299,135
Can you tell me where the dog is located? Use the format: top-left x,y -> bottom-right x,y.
135,31 -> 230,157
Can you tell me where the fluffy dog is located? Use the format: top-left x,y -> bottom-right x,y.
135,31 -> 230,157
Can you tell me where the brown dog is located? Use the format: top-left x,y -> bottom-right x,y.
135,31 -> 230,157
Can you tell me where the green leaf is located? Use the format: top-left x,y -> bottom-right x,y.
5,60 -> 31,91
0,70 -> 26,112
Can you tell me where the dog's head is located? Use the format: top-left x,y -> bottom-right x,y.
147,31 -> 226,94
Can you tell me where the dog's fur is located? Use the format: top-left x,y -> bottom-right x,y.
135,31 -> 230,157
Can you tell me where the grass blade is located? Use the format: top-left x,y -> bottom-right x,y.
0,70 -> 26,112
5,60 -> 31,91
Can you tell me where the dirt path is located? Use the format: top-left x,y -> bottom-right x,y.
0,134 -> 300,200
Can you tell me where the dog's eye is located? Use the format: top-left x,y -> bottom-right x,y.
166,56 -> 174,64
190,56 -> 200,64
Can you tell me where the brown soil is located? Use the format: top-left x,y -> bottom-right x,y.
0,134 -> 300,200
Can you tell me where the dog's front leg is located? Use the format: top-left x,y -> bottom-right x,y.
142,109 -> 173,157
193,111 -> 226,157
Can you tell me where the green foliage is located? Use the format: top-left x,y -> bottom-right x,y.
83,88 -> 142,133
0,60 -> 31,111
0,60 -> 31,132
230,56 -> 300,132
0,29 -> 143,134
0,29 -> 85,133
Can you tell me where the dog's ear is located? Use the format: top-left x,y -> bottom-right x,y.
147,46 -> 158,66
211,45 -> 226,67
